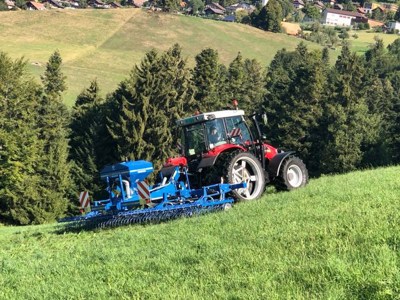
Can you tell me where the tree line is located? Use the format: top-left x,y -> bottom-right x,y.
1,39 -> 400,225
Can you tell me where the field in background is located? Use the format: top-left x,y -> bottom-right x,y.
0,166 -> 399,299
1,10 -> 397,106
0,9 -> 312,105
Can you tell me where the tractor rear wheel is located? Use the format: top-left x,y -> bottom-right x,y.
225,152 -> 266,201
276,156 -> 308,191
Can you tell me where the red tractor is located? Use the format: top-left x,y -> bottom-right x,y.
164,107 -> 308,201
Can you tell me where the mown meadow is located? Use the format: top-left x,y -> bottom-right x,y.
0,9 -> 397,105
1,166 -> 399,299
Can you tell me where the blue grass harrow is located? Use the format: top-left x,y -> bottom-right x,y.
59,160 -> 245,229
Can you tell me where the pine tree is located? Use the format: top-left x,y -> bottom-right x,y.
106,50 -> 158,162
241,58 -> 266,114
361,38 -> 394,167
145,44 -> 195,167
264,43 -> 326,172
317,44 -> 374,173
36,50 -> 72,222
0,53 -> 44,224
107,45 -> 195,170
266,0 -> 283,32
69,80 -> 107,201
192,48 -> 223,112
226,52 -> 245,104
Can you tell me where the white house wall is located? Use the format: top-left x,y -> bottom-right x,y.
323,12 -> 353,26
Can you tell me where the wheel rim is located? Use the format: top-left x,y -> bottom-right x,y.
231,158 -> 261,199
287,165 -> 303,188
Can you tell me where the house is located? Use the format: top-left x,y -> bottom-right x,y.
322,8 -> 367,26
314,1 -> 324,11
42,0 -> 63,8
321,0 -> 335,5
204,6 -> 224,15
333,3 -> 343,10
26,1 -> 46,10
380,3 -> 398,12
60,0 -> 79,8
371,6 -> 385,16
356,7 -> 366,14
207,2 -> 225,12
225,2 -> 255,14
110,1 -> 122,8
388,21 -> 400,32
363,2 -> 380,14
88,0 -> 106,8
293,0 -> 304,9
127,0 -> 145,7
5,0 -> 15,9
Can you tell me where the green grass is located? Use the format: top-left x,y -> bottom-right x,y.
1,166 -> 400,299
0,9 -> 320,106
347,31 -> 400,55
1,10 -> 397,105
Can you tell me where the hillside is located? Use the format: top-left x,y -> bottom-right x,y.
1,166 -> 399,299
0,9 -> 308,105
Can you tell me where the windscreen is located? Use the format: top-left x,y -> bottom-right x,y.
183,123 -> 205,156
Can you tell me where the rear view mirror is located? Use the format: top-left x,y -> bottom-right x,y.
262,113 -> 268,125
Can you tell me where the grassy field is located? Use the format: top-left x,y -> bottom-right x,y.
0,166 -> 399,299
1,9 -> 397,106
0,9 -> 312,105
347,30 -> 400,55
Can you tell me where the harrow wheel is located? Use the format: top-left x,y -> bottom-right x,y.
226,152 -> 265,201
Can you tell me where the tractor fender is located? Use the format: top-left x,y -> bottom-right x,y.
268,151 -> 295,177
197,146 -> 245,171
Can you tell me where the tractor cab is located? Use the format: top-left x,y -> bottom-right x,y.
178,110 -> 254,159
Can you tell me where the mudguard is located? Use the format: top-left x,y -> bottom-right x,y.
196,156 -> 218,170
267,151 -> 295,177
197,145 -> 245,171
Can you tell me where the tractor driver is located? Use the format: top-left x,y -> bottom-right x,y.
209,126 -> 221,144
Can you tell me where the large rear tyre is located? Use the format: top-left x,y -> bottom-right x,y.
226,152 -> 266,201
276,156 -> 308,191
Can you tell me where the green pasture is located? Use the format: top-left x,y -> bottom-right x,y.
348,30 -> 400,55
1,166 -> 399,299
1,9 -> 316,106
0,10 -> 398,105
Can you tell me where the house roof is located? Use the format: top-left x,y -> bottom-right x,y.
205,7 -> 224,14
27,1 -> 46,9
357,7 -> 365,14
372,6 -> 384,12
294,0 -> 305,5
110,1 -> 122,7
42,0 -> 63,8
211,2 -> 225,10
325,8 -> 365,18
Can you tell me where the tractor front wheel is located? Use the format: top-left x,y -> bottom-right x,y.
226,152 -> 266,201
276,156 -> 308,191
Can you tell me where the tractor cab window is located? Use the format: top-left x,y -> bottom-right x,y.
205,119 -> 227,148
184,123 -> 206,156
225,116 -> 252,145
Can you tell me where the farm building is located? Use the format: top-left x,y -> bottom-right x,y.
388,21 -> 400,32
322,8 -> 367,26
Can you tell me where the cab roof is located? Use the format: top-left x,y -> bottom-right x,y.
177,110 -> 245,126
